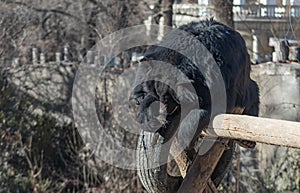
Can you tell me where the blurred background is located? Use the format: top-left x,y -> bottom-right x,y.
0,0 -> 299,192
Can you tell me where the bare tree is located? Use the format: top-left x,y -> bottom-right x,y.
162,0 -> 175,26
0,0 -> 151,63
0,1 -> 156,192
211,0 -> 234,28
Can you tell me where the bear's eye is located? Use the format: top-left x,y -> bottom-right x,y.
134,95 -> 145,105
135,100 -> 140,105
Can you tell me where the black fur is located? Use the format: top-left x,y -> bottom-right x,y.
134,19 -> 259,187
134,19 -> 258,143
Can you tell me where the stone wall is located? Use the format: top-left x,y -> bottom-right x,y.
251,62 -> 300,187
252,62 -> 300,121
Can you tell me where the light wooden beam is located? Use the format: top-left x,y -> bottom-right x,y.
211,114 -> 300,149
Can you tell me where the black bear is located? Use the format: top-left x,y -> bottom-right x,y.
134,19 -> 259,189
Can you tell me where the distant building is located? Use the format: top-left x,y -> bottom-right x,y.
171,0 -> 300,63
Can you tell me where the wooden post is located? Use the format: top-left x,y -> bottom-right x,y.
32,48 -> 38,65
175,109 -> 245,193
170,137 -> 220,193
177,138 -> 228,193
40,53 -> 45,65
64,46 -> 69,61
94,54 -> 99,65
139,113 -> 300,193
86,51 -> 94,64
55,52 -> 61,64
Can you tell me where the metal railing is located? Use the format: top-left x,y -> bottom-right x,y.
173,4 -> 300,19
233,4 -> 300,18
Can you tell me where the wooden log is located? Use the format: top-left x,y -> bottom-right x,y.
169,137 -> 190,178
211,114 -> 300,149
207,178 -> 218,193
170,136 -> 219,193
175,108 -> 245,193
177,138 -> 228,193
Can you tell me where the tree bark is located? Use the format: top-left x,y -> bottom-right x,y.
177,139 -> 228,193
211,0 -> 234,29
162,0 -> 174,26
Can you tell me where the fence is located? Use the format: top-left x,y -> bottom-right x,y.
173,4 -> 300,19
233,4 -> 300,18
11,47 -> 108,67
